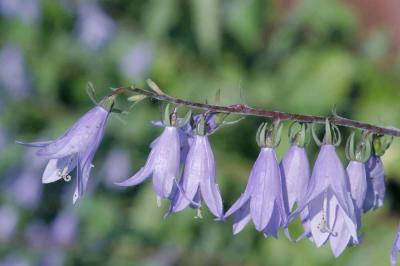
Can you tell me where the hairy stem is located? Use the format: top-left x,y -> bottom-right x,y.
112,86 -> 400,137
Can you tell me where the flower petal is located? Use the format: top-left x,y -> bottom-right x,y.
37,107 -> 108,159
330,208 -> 351,257
115,154 -> 154,186
232,201 -> 251,235
151,127 -> 180,199
16,140 -> 53,147
198,136 -> 223,218
347,161 -> 367,209
263,202 -> 281,239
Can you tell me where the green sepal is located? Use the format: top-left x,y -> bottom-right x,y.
289,122 -> 310,147
178,110 -> 192,128
99,95 -> 116,112
373,135 -> 394,156
162,103 -> 172,126
311,123 -> 322,147
196,115 -> 207,136
345,131 -> 371,162
86,82 -> 98,105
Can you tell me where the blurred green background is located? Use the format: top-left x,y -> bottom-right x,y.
1,0 -> 400,265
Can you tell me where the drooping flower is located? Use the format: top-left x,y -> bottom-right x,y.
280,123 -> 311,240
167,115 -> 224,219
363,135 -> 392,212
292,122 -> 359,257
17,95 -> 115,204
391,224 -> 400,266
224,121 -> 288,236
116,105 -> 191,203
280,145 -> 310,214
363,155 -> 385,212
347,161 -> 367,210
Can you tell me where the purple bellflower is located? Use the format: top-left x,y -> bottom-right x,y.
347,161 -> 367,210
345,132 -> 370,211
167,114 -> 224,219
363,155 -> 385,212
292,122 -> 359,257
17,95 -> 115,204
280,123 -> 311,241
117,105 -> 191,205
391,224 -> 400,266
224,121 -> 288,237
363,135 -> 392,212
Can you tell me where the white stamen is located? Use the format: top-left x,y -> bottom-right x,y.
57,157 -> 74,182
194,208 -> 203,219
156,196 -> 162,208
317,191 -> 337,236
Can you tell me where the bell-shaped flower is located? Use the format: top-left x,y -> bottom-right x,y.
391,224 -> 400,266
17,95 -> 115,203
116,105 -> 191,203
224,121 -> 288,237
292,122 -> 358,257
280,123 -> 311,240
167,115 -> 224,219
347,161 -> 367,210
363,155 -> 385,212
345,132 -> 370,211
363,135 -> 392,212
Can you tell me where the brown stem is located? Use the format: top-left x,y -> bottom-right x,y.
112,87 -> 400,137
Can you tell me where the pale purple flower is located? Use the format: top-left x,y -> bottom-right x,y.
347,161 -> 367,210
11,172 -> 42,209
50,211 -> 78,247
224,147 -> 287,236
18,102 -> 112,204
0,0 -> 40,23
120,42 -> 154,79
280,145 -> 311,240
280,145 -> 310,212
116,126 -> 181,202
0,44 -> 31,99
0,205 -> 19,242
76,3 -> 115,51
391,224 -> 400,266
292,145 -> 358,257
363,155 -> 385,212
168,135 -> 224,219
